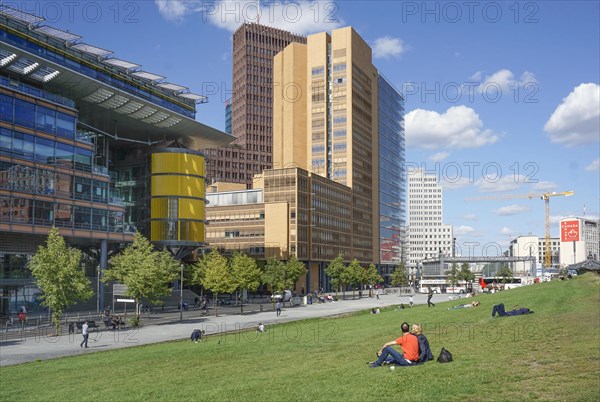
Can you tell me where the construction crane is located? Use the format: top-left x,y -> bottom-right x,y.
466,191 -> 575,268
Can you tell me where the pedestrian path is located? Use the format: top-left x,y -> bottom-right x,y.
0,293 -> 438,366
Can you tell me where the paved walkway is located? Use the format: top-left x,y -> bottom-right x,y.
0,292 -> 445,366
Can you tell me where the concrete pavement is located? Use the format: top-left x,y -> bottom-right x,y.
0,292 -> 447,366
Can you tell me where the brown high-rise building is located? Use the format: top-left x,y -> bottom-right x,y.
205,23 -> 306,187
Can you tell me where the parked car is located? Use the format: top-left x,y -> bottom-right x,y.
271,290 -> 293,302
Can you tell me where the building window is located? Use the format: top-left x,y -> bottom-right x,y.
311,66 -> 324,76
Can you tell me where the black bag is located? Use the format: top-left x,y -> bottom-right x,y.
437,347 -> 453,363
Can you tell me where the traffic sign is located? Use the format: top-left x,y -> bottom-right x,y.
113,284 -> 128,296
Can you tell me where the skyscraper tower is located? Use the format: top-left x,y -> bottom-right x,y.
273,27 -> 383,263
206,23 -> 305,186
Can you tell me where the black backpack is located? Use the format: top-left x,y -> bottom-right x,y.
437,347 -> 453,363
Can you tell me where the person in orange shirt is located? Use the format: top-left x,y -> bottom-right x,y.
369,322 -> 420,368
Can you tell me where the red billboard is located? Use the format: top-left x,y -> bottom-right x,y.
561,220 -> 580,242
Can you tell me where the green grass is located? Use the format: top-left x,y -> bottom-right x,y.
2,274 -> 599,401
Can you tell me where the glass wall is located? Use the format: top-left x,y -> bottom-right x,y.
0,196 -> 119,232
378,74 -> 406,267
0,128 -> 92,171
0,95 -> 77,140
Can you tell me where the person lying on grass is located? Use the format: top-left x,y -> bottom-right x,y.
491,303 -> 534,317
448,301 -> 480,310
368,322 -> 419,368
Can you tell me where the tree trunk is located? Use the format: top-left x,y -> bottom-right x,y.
213,295 -> 218,317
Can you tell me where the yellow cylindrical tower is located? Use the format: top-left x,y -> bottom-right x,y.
149,148 -> 206,247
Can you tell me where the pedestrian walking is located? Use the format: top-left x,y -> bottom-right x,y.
275,300 -> 282,317
80,321 -> 89,348
427,287 -> 435,307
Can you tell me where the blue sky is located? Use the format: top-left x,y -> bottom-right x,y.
7,0 -> 599,255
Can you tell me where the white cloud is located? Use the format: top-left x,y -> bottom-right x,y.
500,226 -> 513,235
544,83 -> 600,146
429,152 -> 450,162
155,1 -> 344,35
155,0 -> 188,21
585,158 -> 600,172
470,71 -> 482,81
454,225 -> 476,236
475,174 -> 526,192
477,69 -> 538,93
405,106 -> 498,150
494,204 -> 529,216
532,181 -> 558,192
549,214 -> 570,224
441,176 -> 472,190
429,152 -> 449,162
372,36 -> 405,59
463,213 -> 478,221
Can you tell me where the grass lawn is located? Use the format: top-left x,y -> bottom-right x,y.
1,274 -> 599,401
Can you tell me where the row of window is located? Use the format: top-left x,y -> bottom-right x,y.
1,94 -> 76,138
0,128 -> 93,169
0,161 -> 111,203
0,196 -> 124,232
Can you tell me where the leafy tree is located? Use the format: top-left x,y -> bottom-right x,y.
193,249 -> 234,317
459,263 -> 475,291
262,257 -> 286,295
363,264 -> 384,297
230,252 -> 261,314
344,259 -> 364,299
284,255 -> 307,292
325,254 -> 345,295
498,265 -> 514,284
391,262 -> 409,288
446,263 -> 460,287
103,232 -> 179,324
29,228 -> 93,334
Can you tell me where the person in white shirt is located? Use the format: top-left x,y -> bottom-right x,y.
80,321 -> 89,348
257,323 -> 265,333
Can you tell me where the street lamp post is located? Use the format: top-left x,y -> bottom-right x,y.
179,263 -> 184,322
96,265 -> 100,314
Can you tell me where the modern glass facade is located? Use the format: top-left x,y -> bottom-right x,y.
0,77 -> 121,233
377,73 -> 406,278
0,6 -> 232,314
225,98 -> 232,135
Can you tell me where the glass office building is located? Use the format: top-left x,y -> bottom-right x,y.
377,74 -> 406,280
0,6 -> 233,314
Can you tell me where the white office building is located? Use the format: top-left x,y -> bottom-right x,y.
559,218 -> 600,266
407,168 -> 453,267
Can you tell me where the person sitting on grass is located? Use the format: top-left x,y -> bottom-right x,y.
491,303 -> 534,317
368,322 -> 419,368
411,324 -> 434,364
257,323 -> 265,333
448,301 -> 481,310
191,329 -> 206,343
